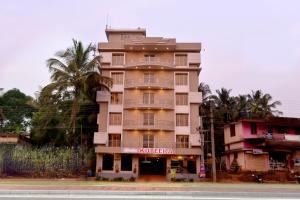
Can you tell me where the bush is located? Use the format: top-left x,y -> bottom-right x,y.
0,145 -> 87,177
129,176 -> 136,182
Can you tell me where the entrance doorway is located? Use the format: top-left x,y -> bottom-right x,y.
139,157 -> 166,175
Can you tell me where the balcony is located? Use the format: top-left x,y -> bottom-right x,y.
94,132 -> 107,145
125,78 -> 173,89
189,92 -> 202,104
123,120 -> 174,131
125,58 -> 175,69
124,99 -> 174,110
247,133 -> 300,147
96,91 -> 110,102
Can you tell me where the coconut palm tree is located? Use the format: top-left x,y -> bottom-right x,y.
210,88 -> 236,122
248,90 -> 282,118
45,39 -> 112,141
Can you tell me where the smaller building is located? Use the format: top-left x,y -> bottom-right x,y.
224,117 -> 300,172
0,133 -> 31,146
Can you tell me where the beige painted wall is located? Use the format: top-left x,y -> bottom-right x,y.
189,71 -> 198,92
190,104 -> 199,135
99,103 -> 108,132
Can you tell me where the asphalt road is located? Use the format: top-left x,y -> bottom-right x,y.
0,190 -> 300,200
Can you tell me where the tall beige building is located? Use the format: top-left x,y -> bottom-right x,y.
94,28 -> 203,180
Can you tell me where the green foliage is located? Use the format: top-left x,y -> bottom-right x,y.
199,83 -> 282,157
31,39 -> 111,146
0,89 -> 36,133
0,145 -> 86,177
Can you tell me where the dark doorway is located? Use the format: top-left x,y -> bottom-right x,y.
139,157 -> 166,175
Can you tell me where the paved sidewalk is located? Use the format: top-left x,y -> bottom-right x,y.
0,180 -> 299,193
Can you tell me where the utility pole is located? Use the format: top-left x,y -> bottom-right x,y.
210,102 -> 217,182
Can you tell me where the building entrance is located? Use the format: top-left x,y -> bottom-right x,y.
139,157 -> 166,175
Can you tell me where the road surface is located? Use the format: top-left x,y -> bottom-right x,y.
0,190 -> 300,200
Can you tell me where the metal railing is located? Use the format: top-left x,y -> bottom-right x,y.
124,99 -> 174,109
126,58 -> 175,67
125,78 -> 173,89
123,120 -> 174,131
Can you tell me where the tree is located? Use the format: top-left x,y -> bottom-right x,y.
0,88 -> 36,133
247,90 -> 282,118
33,39 -> 112,145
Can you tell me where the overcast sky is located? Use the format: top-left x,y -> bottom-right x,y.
0,0 -> 300,117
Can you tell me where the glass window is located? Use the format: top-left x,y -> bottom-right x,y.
111,93 -> 122,104
143,92 -> 154,104
175,73 -> 188,85
143,112 -> 154,125
102,154 -> 114,170
176,135 -> 189,148
250,122 -> 257,134
171,156 -> 196,174
109,113 -> 122,125
144,72 -> 155,83
144,54 -> 155,62
108,134 -> 121,147
175,54 -> 187,66
111,72 -> 123,85
230,124 -> 236,137
143,134 -> 154,148
176,93 -> 188,105
121,154 -> 132,171
112,54 -> 124,65
176,114 -> 189,126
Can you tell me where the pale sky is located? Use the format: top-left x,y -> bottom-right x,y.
0,0 -> 300,117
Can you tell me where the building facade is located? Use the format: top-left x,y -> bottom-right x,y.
94,28 -> 203,180
224,117 -> 300,172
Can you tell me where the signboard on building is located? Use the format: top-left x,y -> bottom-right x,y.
122,147 -> 175,155
252,149 -> 263,154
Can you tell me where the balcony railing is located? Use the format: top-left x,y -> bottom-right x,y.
123,120 -> 174,131
124,99 -> 174,110
250,132 -> 300,143
121,141 -> 190,149
125,58 -> 175,68
125,78 -> 173,89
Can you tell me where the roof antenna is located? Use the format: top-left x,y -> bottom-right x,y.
106,13 -> 109,29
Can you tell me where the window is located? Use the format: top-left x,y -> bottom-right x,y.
230,124 -> 236,137
102,154 -> 114,170
143,134 -> 154,148
175,54 -> 187,66
111,93 -> 122,104
295,127 -> 300,135
121,34 -> 130,40
109,113 -> 122,125
143,112 -> 154,125
267,126 -> 273,133
112,54 -> 124,65
143,92 -> 154,104
176,135 -> 189,148
234,152 -> 238,159
121,154 -> 132,171
144,54 -> 155,62
144,72 -> 155,83
175,73 -> 188,85
176,93 -> 188,105
108,134 -> 121,147
171,156 -> 196,174
176,114 -> 189,126
111,72 -> 123,85
250,123 -> 257,135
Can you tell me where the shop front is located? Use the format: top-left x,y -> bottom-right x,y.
95,146 -> 201,181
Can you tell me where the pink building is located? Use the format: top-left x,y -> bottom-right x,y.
224,117 -> 300,172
